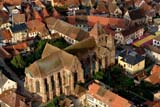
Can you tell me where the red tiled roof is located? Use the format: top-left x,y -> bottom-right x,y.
88,83 -> 132,107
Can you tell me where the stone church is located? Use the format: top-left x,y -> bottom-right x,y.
65,23 -> 115,79
24,43 -> 84,102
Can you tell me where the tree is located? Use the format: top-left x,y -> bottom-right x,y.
94,71 -> 105,80
11,54 -> 25,69
45,96 -> 64,107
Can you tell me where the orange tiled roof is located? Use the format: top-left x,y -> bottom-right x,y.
151,64 -> 160,74
0,11 -> 9,25
33,10 -> 42,21
27,20 -> 46,33
4,42 -> 28,50
4,0 -> 21,5
88,83 -> 132,107
0,29 -> 12,40
53,8 -> 60,19
145,64 -> 160,84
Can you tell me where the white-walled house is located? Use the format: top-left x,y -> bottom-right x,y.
153,35 -> 160,47
9,23 -> 28,43
45,17 -> 89,44
115,26 -> 144,44
145,45 -> 160,62
81,82 -> 132,107
0,72 -> 17,94
0,29 -> 13,46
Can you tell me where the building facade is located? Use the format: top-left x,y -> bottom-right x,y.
82,82 -> 132,107
25,44 -> 84,103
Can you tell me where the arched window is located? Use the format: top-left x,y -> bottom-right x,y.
36,80 -> 40,92
44,79 -> 49,92
51,76 -> 55,90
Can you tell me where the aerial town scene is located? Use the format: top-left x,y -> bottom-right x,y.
0,0 -> 160,107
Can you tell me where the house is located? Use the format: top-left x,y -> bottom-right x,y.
118,50 -> 145,74
26,20 -> 49,38
115,26 -> 144,44
9,23 -> 28,43
144,45 -> 160,62
82,82 -> 132,107
140,1 -> 155,23
0,89 -> 31,107
74,85 -> 87,106
93,1 -> 109,15
123,8 -> 146,26
153,35 -> 160,47
67,5 -> 79,16
154,18 -> 160,31
25,43 -> 84,103
108,0 -> 122,17
153,91 -> 160,101
45,17 -> 89,44
0,71 -> 17,94
145,64 -> 160,85
0,29 -> 12,46
0,11 -> 10,29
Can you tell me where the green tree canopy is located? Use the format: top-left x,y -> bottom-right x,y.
94,71 -> 105,80
11,54 -> 25,69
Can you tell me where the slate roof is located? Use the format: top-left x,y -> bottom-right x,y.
120,50 -> 145,65
10,23 -> 28,33
128,8 -> 145,20
121,26 -> 144,37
